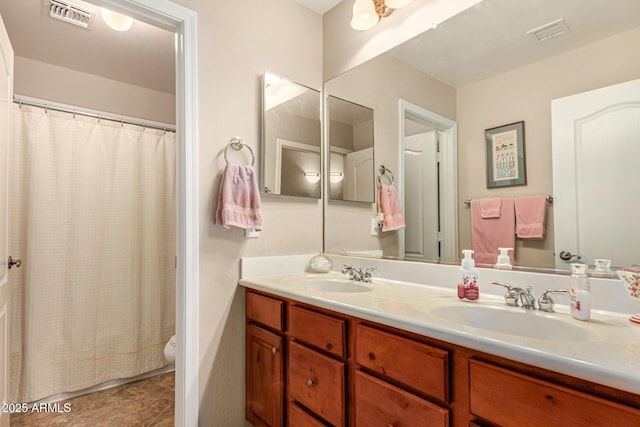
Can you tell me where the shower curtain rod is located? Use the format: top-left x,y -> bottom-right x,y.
13,96 -> 176,133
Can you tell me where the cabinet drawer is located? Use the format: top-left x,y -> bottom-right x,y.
355,324 -> 449,402
288,403 -> 329,427
288,341 -> 345,426
247,291 -> 283,331
288,306 -> 346,357
469,359 -> 640,427
355,371 -> 449,427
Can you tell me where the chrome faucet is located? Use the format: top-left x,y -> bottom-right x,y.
492,282 -> 536,309
492,282 -> 519,307
342,265 -> 376,283
537,289 -> 570,313
516,286 -> 536,310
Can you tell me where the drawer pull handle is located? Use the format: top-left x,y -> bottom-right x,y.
368,352 -> 376,360
271,347 -> 278,355
307,379 -> 314,387
326,343 -> 334,351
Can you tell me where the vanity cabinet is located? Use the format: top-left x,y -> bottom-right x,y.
287,305 -> 347,426
469,359 -> 640,427
245,289 -> 640,427
246,293 -> 285,427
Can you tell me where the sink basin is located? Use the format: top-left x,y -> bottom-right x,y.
296,279 -> 373,293
429,304 -> 594,341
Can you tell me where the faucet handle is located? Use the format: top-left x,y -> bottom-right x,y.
363,267 -> 376,283
538,289 -> 570,313
491,282 -> 519,307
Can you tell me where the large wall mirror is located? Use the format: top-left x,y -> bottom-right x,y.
323,0 -> 640,272
327,95 -> 375,203
262,71 -> 322,199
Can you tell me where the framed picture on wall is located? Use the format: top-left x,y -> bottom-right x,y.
485,121 -> 526,188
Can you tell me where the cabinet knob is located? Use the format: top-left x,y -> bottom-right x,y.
306,379 -> 313,387
271,347 -> 277,355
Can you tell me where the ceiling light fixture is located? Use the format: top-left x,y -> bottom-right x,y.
351,0 -> 414,30
101,8 -> 133,31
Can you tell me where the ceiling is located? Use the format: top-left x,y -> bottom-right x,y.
297,0 -> 343,15
389,0 -> 640,87
0,0 -> 175,94
1,0 -> 637,97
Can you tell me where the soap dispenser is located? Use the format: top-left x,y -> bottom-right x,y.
569,263 -> 591,321
458,250 -> 479,301
495,247 -> 513,270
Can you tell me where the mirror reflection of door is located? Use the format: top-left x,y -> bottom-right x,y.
552,78 -> 640,269
404,128 -> 439,260
262,71 -> 321,198
327,95 -> 374,203
400,101 -> 458,263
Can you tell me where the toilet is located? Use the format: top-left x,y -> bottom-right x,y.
164,335 -> 176,364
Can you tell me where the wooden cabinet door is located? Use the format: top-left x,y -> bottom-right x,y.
246,323 -> 284,427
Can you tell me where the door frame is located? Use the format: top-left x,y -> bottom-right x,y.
398,100 -> 458,262
86,1 -> 199,426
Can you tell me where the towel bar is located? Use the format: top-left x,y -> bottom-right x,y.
464,195 -> 553,207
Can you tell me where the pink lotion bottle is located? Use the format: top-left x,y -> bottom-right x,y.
458,250 -> 479,301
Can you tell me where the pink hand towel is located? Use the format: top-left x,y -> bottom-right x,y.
377,184 -> 405,232
514,196 -> 547,239
480,198 -> 502,218
215,164 -> 263,230
471,198 -> 515,265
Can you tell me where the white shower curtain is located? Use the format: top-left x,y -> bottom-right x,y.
9,104 -> 176,402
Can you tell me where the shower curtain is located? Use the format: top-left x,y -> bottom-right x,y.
9,104 -> 176,402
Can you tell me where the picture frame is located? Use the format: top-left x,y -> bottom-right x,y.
485,121 -> 526,188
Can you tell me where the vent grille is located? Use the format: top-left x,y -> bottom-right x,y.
527,18 -> 570,42
48,0 -> 93,28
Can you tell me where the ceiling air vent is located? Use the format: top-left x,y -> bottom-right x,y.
48,0 -> 94,29
527,18 -> 570,42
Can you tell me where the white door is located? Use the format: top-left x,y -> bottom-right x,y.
552,78 -> 640,269
404,132 -> 439,260
0,12 -> 12,427
344,147 -> 374,202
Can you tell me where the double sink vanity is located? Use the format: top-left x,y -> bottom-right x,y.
240,254 -> 640,426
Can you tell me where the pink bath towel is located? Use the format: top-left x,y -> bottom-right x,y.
514,196 -> 547,239
480,198 -> 502,218
377,184 -> 405,232
471,198 -> 515,265
216,164 -> 263,230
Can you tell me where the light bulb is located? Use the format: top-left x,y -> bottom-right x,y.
351,0 -> 379,30
304,172 -> 321,184
385,0 -> 414,8
101,8 -> 133,32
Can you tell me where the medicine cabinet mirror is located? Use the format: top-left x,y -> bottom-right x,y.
326,95 -> 375,203
262,71 -> 321,199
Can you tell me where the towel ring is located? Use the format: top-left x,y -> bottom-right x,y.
224,137 -> 255,166
378,165 -> 395,185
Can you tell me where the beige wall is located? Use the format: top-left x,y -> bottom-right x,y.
324,53 -> 456,257
457,27 -> 640,268
166,0 -> 323,425
14,57 -> 175,124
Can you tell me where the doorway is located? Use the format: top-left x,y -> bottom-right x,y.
0,0 -> 198,425
398,100 -> 458,263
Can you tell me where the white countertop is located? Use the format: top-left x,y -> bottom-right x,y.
239,271 -> 640,396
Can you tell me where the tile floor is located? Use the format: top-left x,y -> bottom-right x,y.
10,372 -> 175,427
